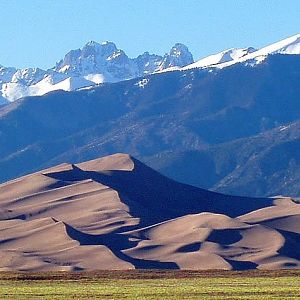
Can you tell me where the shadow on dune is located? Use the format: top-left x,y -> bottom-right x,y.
225,259 -> 258,270
57,219 -> 178,270
177,242 -> 202,253
206,229 -> 243,245
277,229 -> 300,260
45,158 -> 274,226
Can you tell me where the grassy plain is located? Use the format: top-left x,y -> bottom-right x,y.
0,270 -> 299,299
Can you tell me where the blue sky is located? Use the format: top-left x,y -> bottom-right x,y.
1,0 -> 299,69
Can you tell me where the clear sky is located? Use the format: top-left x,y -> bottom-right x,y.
1,0 -> 299,69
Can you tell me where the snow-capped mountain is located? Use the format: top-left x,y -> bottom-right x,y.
2,74 -> 94,102
157,43 -> 194,71
134,52 -> 163,75
1,34 -> 300,102
182,47 -> 256,70
183,33 -> 300,70
0,41 -> 194,102
0,65 -> 16,84
233,33 -> 300,66
54,41 -> 139,82
11,68 -> 48,85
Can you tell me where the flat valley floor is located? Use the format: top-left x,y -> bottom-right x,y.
1,270 -> 300,299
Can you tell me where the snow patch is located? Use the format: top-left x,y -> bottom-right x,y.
135,78 -> 149,88
84,74 -> 105,84
279,125 -> 291,131
1,75 -> 94,102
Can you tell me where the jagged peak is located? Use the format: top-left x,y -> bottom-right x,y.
170,43 -> 190,52
136,51 -> 161,58
11,67 -> 47,85
85,40 -> 98,46
157,43 -> 193,70
169,43 -> 192,58
101,40 -> 116,46
83,40 -> 117,49
0,65 -> 16,71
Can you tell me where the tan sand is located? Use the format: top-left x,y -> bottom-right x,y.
0,153 -> 299,271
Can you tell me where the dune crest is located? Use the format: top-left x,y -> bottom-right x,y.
0,153 -> 299,271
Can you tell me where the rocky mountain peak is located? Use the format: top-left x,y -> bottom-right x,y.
158,43 -> 194,70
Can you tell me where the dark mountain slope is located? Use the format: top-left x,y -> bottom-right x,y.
148,120 -> 300,197
1,55 -> 300,196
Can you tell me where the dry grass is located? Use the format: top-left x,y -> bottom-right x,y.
0,270 -> 300,299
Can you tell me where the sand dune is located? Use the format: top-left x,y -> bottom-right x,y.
0,153 -> 299,271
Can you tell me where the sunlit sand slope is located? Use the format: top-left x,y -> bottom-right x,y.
0,153 -> 299,271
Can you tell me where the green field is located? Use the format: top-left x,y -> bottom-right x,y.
0,270 -> 299,299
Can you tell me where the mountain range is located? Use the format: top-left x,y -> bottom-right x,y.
0,42 -> 193,103
1,34 -> 300,198
1,34 -> 299,104
1,153 -> 299,271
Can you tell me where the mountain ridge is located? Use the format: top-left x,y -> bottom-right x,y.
0,42 -> 194,102
1,34 -> 300,103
